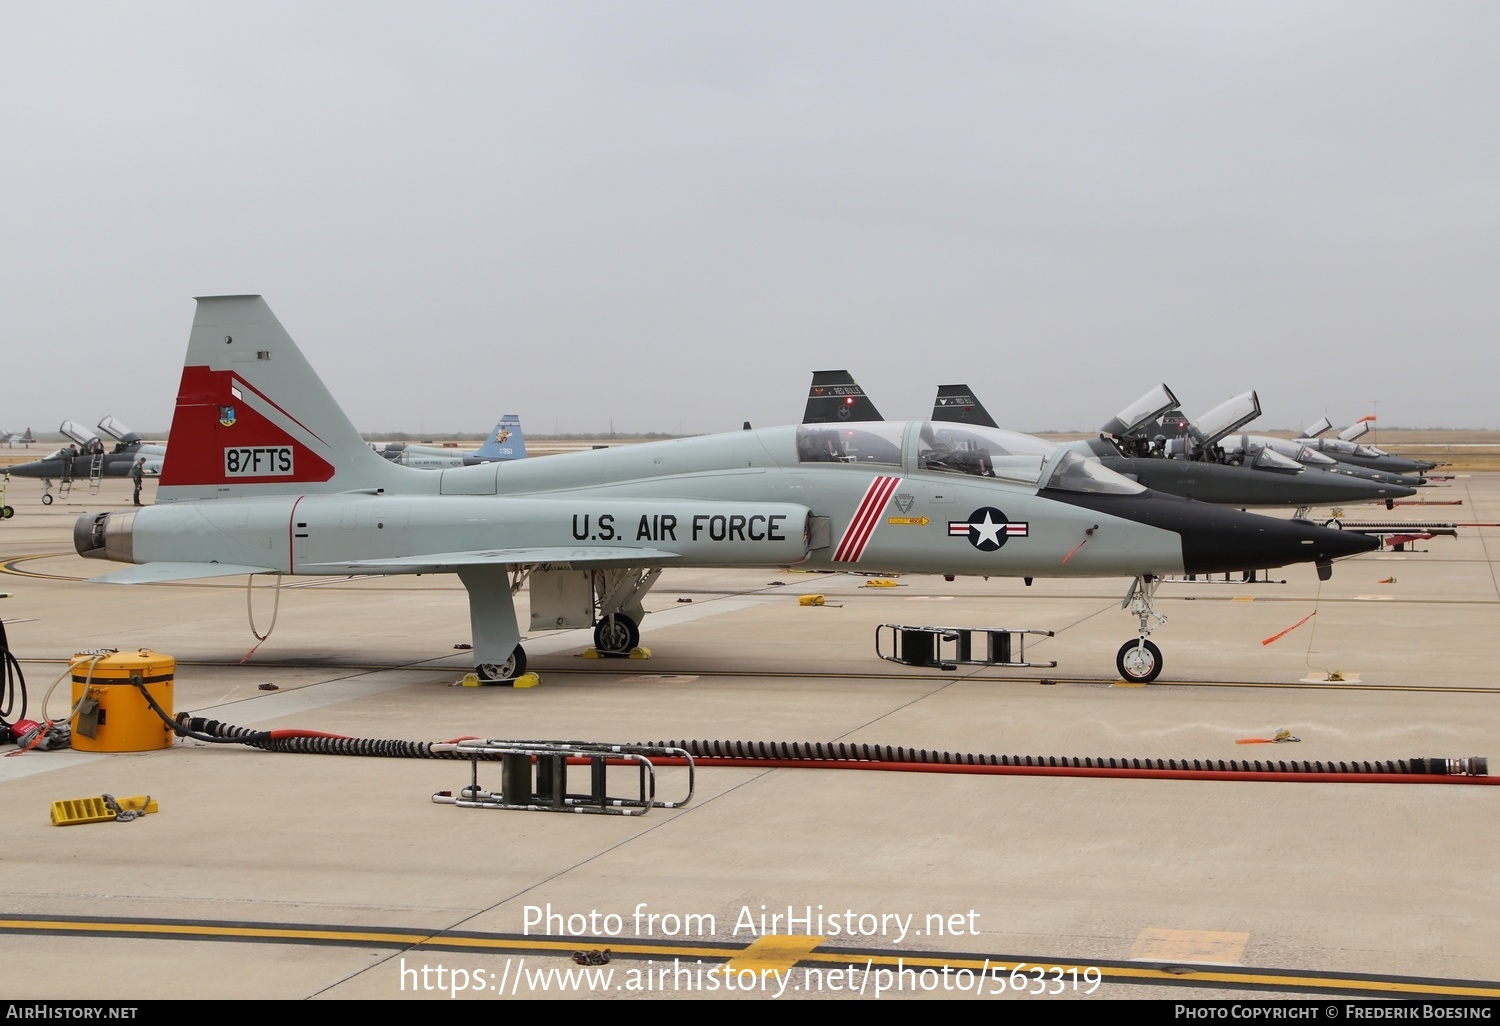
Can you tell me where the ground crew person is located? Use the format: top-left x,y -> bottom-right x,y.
131,457 -> 146,505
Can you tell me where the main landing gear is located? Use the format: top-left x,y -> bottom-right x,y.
476,644 -> 527,683
584,567 -> 658,658
1116,575 -> 1167,684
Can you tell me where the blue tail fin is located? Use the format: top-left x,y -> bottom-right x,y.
470,414 -> 527,462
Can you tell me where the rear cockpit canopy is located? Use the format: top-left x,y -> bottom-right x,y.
1302,416 -> 1333,439
1188,391 -> 1260,447
1101,384 -> 1180,439
97,416 -> 143,446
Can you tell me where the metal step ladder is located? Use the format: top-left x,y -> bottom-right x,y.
88,454 -> 105,495
876,623 -> 1056,671
432,739 -> 695,816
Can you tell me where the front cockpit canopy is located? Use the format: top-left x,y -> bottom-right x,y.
796,422 -> 906,467
1257,436 -> 1339,466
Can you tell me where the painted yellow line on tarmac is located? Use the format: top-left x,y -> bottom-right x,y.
3,916 -> 1499,998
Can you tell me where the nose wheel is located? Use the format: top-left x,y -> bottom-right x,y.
1118,575 -> 1167,683
1116,639 -> 1163,684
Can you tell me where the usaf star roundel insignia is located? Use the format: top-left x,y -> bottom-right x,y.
948,507 -> 1029,551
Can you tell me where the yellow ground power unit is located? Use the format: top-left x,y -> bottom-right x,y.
69,650 -> 175,752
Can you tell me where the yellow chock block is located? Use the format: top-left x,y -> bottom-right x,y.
585,648 -> 650,660
51,795 -> 159,826
863,578 -> 899,588
457,672 -> 541,688
798,594 -> 825,606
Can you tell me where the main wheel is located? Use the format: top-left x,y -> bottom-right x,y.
0,505 -> 12,519
476,644 -> 527,681
41,493 -> 53,506
593,613 -> 640,656
1116,639 -> 1163,684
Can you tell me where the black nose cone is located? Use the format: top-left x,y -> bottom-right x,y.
1046,489 -> 1379,575
1176,512 -> 1379,575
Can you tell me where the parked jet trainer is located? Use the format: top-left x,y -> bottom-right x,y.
74,296 -> 1376,684
929,383 -> 1416,510
1298,417 -> 1437,476
376,414 -> 528,469
11,417 -> 166,504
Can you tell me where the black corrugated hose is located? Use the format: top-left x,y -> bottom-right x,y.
171,709 -> 1491,782
0,614 -> 25,735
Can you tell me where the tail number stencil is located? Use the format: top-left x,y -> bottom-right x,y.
225,446 -> 295,477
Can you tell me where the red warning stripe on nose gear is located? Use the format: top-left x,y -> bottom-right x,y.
834,475 -> 901,563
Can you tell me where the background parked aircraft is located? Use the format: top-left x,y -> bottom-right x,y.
1297,417 -> 1437,475
10,417 -> 166,503
1113,400 -> 1424,489
928,383 -> 1416,509
2,428 -> 35,447
74,296 -> 1374,685
376,414 -> 528,469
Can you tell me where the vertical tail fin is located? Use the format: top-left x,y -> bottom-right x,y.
158,295 -> 411,499
803,370 -> 884,423
931,384 -> 998,428
470,414 -> 527,462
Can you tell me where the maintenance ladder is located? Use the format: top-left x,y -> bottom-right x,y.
432,740 -> 695,816
877,623 -> 1056,671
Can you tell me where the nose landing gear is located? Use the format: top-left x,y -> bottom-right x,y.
1117,575 -> 1167,684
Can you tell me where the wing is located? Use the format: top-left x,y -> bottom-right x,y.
296,546 -> 684,574
88,562 -> 280,584
87,546 -> 685,583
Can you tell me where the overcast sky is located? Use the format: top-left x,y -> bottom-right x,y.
3,2 -> 1497,439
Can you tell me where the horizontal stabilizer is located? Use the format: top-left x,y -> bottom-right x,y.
88,562 -> 279,584
298,546 -> 686,574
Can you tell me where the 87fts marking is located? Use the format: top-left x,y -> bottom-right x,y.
225,446 -> 295,476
